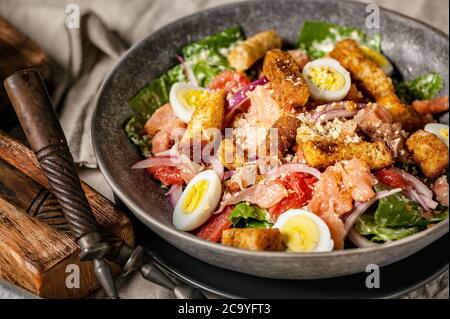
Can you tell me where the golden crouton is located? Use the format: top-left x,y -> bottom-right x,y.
267,113 -> 301,159
406,130 -> 449,180
376,93 -> 426,132
221,228 -> 285,251
182,90 -> 225,143
301,139 -> 394,170
217,138 -> 246,170
330,39 -> 395,98
227,30 -> 282,71
330,39 -> 425,131
263,50 -> 310,110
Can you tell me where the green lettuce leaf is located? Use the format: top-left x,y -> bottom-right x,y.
229,203 -> 273,229
183,25 -> 245,87
297,21 -> 381,59
373,185 -> 427,227
395,72 -> 443,104
428,206 -> 449,223
245,220 -> 274,229
355,187 -> 449,243
128,65 -> 186,118
356,212 -> 421,242
182,25 -> 244,59
125,115 -> 152,157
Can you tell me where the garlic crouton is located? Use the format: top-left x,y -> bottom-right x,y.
221,228 -> 285,251
228,30 -> 282,71
182,90 -> 225,143
376,93 -> 426,132
330,39 -> 395,98
263,49 -> 310,110
267,113 -> 301,159
406,130 -> 449,180
301,139 -> 394,170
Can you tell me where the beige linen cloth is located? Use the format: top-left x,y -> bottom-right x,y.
0,0 -> 447,299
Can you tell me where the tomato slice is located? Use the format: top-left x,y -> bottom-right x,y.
209,70 -> 251,95
147,166 -> 184,186
269,172 -> 317,220
197,205 -> 235,242
375,169 -> 410,189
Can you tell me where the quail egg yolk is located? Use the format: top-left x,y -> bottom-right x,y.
440,128 -> 449,140
361,46 -> 389,68
182,180 -> 209,214
178,89 -> 209,110
307,66 -> 345,91
280,215 -> 320,252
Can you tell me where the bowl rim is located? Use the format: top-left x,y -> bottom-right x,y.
93,0 -> 449,260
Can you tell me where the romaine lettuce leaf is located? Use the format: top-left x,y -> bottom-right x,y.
246,220 -> 273,229
229,202 -> 273,229
191,58 -> 229,88
373,185 -> 427,227
297,21 -> 381,59
128,65 -> 186,117
395,72 -> 443,104
183,25 -> 245,87
125,115 -> 152,157
355,187 -> 449,243
428,206 -> 449,223
182,25 -> 244,59
356,213 -> 421,242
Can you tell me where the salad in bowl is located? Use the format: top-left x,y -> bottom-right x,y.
125,21 -> 449,254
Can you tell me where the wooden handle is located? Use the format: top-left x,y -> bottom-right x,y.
4,69 -> 118,298
4,69 -> 99,240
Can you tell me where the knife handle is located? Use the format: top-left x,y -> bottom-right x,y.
4,69 -> 99,240
4,69 -> 117,298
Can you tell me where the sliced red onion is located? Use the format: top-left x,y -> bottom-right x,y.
210,156 -> 224,180
177,153 -> 202,178
377,167 -> 438,211
310,102 -> 367,123
344,188 -> 402,232
215,186 -> 258,214
391,167 -> 433,199
348,229 -> 379,248
223,170 -> 236,180
312,109 -> 358,124
224,96 -> 251,127
166,184 -> 183,208
154,149 -> 174,157
227,77 -> 268,110
176,55 -> 198,86
266,163 -> 321,180
132,157 -> 178,169
407,188 -> 438,211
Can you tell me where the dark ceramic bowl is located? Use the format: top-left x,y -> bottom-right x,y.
93,0 -> 449,279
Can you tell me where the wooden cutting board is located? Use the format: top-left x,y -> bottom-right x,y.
0,131 -> 134,298
0,16 -> 51,130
